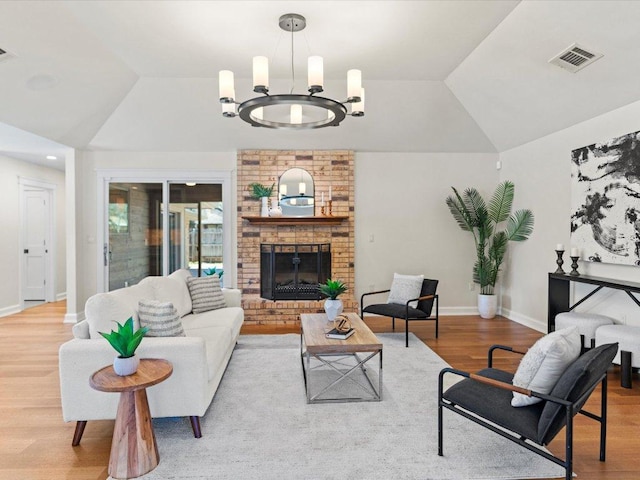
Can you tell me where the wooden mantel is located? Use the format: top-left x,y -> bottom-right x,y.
242,216 -> 348,226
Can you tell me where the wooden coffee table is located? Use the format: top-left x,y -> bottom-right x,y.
90,358 -> 172,480
300,312 -> 382,403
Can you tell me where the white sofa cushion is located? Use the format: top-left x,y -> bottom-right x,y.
85,293 -> 138,339
139,275 -> 192,317
511,326 -> 581,407
187,276 -> 226,313
138,300 -> 185,337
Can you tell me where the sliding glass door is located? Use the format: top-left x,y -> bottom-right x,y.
99,172 -> 231,292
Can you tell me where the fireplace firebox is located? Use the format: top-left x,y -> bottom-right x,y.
260,243 -> 331,300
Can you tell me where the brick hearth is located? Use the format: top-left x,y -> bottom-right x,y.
237,150 -> 357,325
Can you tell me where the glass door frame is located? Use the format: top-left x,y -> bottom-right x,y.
96,169 -> 234,292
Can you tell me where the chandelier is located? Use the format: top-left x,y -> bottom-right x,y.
218,13 -> 365,130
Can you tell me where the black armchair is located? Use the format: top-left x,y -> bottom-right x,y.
438,342 -> 618,480
360,278 -> 438,347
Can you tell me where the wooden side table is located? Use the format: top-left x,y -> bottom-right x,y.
90,358 -> 172,480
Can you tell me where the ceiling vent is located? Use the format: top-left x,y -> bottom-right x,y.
549,43 -> 603,73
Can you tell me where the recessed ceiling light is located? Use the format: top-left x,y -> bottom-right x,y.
186,182 -> 197,187
46,155 -> 57,160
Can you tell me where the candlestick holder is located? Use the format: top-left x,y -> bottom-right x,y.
554,250 -> 565,274
320,205 -> 326,216
327,200 -> 333,216
569,256 -> 580,276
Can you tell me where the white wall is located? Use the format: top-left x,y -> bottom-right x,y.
500,99 -> 640,331
72,151 -> 237,312
354,152 -> 499,313
0,155 -> 66,316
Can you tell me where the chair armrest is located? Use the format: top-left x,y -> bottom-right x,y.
360,289 -> 391,313
438,366 -> 573,407
488,344 -> 527,368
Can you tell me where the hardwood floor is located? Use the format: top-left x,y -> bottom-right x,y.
1,301 -> 637,479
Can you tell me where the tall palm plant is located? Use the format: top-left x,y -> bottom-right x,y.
445,180 -> 534,295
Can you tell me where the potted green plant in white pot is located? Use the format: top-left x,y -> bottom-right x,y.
445,180 -> 534,319
319,279 -> 348,321
99,317 -> 148,376
249,182 -> 275,217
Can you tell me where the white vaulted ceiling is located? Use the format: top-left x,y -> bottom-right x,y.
1,1 -> 640,157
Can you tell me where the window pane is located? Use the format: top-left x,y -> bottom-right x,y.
168,183 -> 223,280
108,182 -> 163,291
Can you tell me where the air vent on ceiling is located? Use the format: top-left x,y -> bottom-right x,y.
548,43 -> 603,73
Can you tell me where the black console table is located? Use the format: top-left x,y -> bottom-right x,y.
547,272 -> 640,332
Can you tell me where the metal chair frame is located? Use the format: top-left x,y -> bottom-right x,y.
438,345 -> 609,480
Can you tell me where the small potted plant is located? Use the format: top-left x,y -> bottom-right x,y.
249,182 -> 275,217
319,278 -> 348,321
100,317 -> 148,376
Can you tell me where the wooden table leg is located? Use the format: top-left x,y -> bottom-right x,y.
109,388 -> 159,480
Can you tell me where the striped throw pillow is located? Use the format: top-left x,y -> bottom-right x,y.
187,275 -> 226,314
138,300 -> 185,337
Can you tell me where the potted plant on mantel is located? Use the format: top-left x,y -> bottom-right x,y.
100,317 -> 148,376
319,278 -> 348,321
445,180 -> 534,319
249,182 -> 275,217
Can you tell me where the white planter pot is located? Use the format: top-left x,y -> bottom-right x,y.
477,294 -> 498,319
324,299 -> 344,321
113,354 -> 140,376
260,197 -> 269,217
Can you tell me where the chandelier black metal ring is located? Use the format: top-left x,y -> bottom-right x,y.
218,13 -> 365,130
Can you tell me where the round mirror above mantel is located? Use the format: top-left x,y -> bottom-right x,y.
278,168 -> 314,217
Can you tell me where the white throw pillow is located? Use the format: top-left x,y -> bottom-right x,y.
387,273 -> 424,307
138,299 -> 185,337
187,275 -> 227,314
511,326 -> 581,407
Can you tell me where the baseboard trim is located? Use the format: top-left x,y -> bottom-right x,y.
64,311 -> 85,324
0,304 -> 22,318
440,306 -> 481,316
501,307 -> 547,333
56,292 -> 67,302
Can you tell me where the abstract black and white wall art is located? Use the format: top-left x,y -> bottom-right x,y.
571,129 -> 640,266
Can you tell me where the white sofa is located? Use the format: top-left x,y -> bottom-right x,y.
59,269 -> 244,445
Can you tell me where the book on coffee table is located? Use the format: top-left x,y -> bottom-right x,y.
325,328 -> 355,340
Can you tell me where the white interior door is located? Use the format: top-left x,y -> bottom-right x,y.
22,188 -> 49,301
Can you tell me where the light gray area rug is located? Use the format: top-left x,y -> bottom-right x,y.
139,333 -> 565,480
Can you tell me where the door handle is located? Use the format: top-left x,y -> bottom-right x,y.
23,249 -> 28,254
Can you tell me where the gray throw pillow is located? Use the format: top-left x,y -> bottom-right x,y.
138,299 -> 185,337
187,275 -> 227,314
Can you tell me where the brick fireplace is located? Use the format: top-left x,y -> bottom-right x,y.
237,150 -> 357,326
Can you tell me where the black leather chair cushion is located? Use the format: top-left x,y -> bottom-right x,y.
443,367 -> 544,443
538,342 -> 618,444
362,303 -> 428,319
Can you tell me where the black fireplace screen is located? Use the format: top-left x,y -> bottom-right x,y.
260,243 -> 331,300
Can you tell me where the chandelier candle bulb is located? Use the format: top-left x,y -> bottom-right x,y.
308,56 -> 324,92
252,56 -> 269,92
218,70 -> 235,102
291,104 -> 302,124
222,102 -> 236,117
299,182 -> 306,196
347,69 -> 362,102
352,87 -> 365,116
